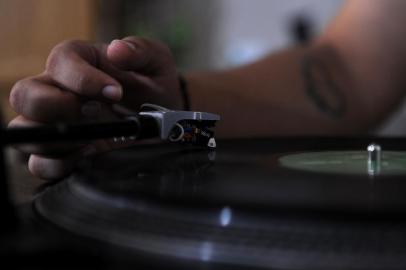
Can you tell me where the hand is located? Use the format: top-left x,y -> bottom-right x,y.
8,37 -> 183,180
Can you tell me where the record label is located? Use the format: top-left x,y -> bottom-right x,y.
279,151 -> 406,175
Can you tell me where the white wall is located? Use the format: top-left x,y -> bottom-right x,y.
210,0 -> 344,69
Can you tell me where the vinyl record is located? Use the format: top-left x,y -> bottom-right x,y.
35,138 -> 406,269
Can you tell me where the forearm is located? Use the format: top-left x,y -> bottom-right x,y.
321,0 -> 406,126
185,0 -> 406,138
186,45 -> 361,137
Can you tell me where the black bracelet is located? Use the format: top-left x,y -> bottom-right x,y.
178,74 -> 191,111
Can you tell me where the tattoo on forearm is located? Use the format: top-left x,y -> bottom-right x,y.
302,54 -> 347,118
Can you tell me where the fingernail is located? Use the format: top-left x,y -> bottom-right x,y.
81,101 -> 102,118
122,40 -> 137,51
110,39 -> 136,51
102,85 -> 122,101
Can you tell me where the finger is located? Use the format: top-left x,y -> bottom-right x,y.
28,154 -> 78,181
27,137 -> 160,181
105,37 -> 182,109
8,116 -> 83,156
26,138 -> 151,181
10,75 -> 122,123
46,40 -> 123,102
106,37 -> 174,75
10,75 -> 82,123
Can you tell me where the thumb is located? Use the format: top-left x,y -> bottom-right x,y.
106,37 -> 173,75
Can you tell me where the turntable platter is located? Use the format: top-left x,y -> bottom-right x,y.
34,138 -> 406,269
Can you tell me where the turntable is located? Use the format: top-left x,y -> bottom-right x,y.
4,106 -> 406,269
31,138 -> 406,269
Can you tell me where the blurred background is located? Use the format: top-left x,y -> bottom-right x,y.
0,0 -> 404,134
0,0 -> 343,119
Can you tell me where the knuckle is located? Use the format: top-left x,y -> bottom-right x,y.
9,78 -> 29,113
46,46 -> 64,75
45,39 -> 97,95
71,73 -> 91,95
46,39 -> 84,73
11,78 -> 82,122
51,39 -> 85,54
11,79 -> 57,121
